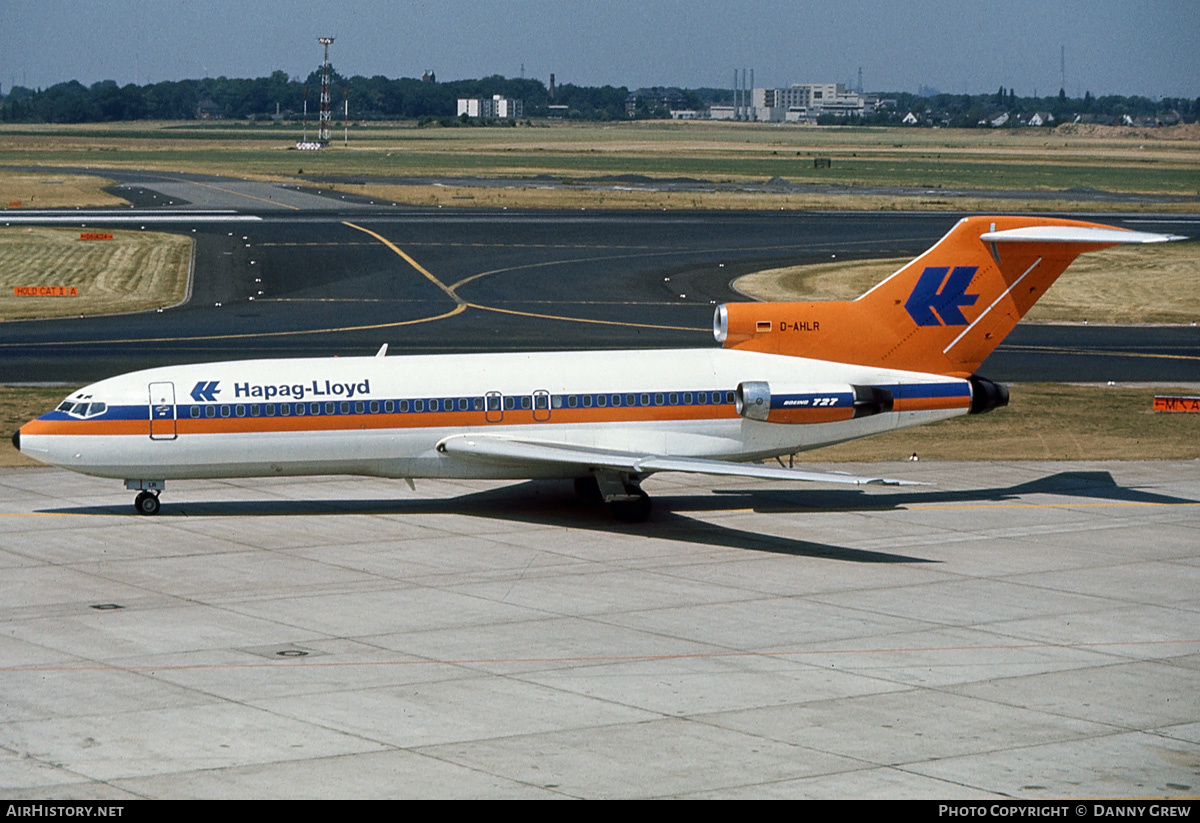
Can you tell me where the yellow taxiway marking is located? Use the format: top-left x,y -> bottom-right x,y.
4,637 -> 1198,674
342,221 -> 463,305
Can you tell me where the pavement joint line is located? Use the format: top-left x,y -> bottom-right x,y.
4,637 -> 1198,676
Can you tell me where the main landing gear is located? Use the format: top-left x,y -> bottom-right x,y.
134,491 -> 161,516
126,480 -> 165,516
574,472 -> 653,522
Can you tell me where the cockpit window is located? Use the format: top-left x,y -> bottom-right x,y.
58,400 -> 107,419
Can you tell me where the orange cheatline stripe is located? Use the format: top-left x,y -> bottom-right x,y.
893,397 -> 971,412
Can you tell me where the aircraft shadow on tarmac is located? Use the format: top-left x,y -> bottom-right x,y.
45,471 -> 1195,564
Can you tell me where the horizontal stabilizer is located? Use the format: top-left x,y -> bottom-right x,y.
437,434 -> 923,486
979,226 -> 1186,244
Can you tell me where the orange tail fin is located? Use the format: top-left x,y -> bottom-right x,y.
716,216 -> 1182,377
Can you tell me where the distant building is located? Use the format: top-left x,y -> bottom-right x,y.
421,70 -> 436,83
626,87 -> 687,118
752,83 -> 872,122
196,98 -> 224,120
457,95 -> 523,119
1028,111 -> 1055,127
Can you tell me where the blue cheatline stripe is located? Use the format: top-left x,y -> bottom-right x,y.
881,382 -> 970,399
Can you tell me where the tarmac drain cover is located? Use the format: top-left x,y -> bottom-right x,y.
90,604 -> 124,610
241,644 -> 324,660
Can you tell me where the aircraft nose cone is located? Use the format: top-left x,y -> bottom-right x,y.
10,429 -> 19,452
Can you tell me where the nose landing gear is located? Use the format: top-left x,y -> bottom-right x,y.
126,480 -> 165,516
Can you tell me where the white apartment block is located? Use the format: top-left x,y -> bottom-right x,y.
457,95 -> 524,119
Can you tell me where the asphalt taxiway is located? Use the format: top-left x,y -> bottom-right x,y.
1,168 -> 1197,384
1,462 -> 1197,798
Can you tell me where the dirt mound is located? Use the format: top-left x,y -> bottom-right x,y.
1052,122 -> 1200,141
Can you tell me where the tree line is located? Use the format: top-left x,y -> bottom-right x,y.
0,69 -> 1195,126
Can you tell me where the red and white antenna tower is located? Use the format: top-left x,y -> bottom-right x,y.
318,37 -> 334,145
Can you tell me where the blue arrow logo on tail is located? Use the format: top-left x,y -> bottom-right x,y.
190,381 -> 220,402
904,266 -> 979,326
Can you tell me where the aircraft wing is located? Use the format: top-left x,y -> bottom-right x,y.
436,434 -> 924,486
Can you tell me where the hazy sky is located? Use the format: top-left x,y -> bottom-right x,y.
3,0 -> 1198,98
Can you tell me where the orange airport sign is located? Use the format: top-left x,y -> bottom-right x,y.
1153,396 -> 1200,413
13,286 -> 79,297
80,232 -> 114,240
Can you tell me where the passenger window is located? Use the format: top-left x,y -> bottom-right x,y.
190,406 -> 201,418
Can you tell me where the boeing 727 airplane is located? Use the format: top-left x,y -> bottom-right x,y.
11,216 -> 1184,520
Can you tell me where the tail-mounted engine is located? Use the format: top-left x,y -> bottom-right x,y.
735,382 -> 894,424
968,375 -> 1009,415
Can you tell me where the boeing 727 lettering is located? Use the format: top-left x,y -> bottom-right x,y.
12,216 -> 1184,520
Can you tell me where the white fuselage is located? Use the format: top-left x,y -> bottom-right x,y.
20,347 -> 971,483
